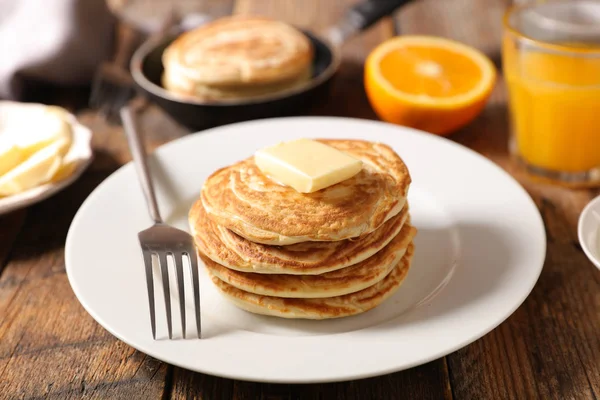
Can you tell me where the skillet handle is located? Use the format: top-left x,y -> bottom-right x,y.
325,0 -> 413,46
350,0 -> 413,31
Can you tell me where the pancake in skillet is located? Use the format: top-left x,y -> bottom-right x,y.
190,200 -> 409,274
201,139 -> 411,245
209,244 -> 415,319
201,224 -> 416,298
162,15 -> 313,101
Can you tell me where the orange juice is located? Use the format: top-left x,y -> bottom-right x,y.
503,38 -> 600,173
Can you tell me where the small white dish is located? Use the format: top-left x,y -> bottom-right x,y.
0,102 -> 93,216
578,194 -> 600,270
65,117 -> 546,383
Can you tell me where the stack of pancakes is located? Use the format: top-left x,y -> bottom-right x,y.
189,139 -> 416,319
162,16 -> 314,101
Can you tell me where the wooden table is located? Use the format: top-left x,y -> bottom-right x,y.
1,0 -> 599,398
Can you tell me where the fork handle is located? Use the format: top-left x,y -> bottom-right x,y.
121,106 -> 163,224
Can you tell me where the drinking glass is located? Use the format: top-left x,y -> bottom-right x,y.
503,0 -> 600,186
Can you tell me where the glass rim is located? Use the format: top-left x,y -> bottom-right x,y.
503,2 -> 600,55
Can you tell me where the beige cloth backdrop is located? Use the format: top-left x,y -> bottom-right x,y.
0,0 -> 116,99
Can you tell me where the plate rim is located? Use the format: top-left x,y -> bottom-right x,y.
65,116 -> 546,383
578,194 -> 600,270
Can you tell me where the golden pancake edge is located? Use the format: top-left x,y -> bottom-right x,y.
200,139 -> 411,245
190,198 -> 409,275
209,244 -> 415,319
200,224 -> 416,298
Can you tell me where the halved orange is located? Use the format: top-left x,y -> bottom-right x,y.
365,36 -> 496,135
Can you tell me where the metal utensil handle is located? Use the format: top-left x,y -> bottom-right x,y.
350,0 -> 412,31
325,0 -> 414,46
120,106 -> 163,224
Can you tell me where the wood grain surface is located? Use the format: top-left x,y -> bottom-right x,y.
0,0 -> 599,399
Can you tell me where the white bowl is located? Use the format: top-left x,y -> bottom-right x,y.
578,194 -> 600,270
0,101 -> 93,215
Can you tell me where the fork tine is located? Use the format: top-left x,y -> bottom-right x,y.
188,250 -> 202,338
141,249 -> 156,340
158,252 -> 173,339
174,253 -> 187,339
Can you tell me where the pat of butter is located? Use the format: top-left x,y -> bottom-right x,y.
0,104 -> 74,196
0,139 -> 66,196
254,139 -> 363,193
0,144 -> 24,177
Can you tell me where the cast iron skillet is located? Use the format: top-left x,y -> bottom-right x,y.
131,0 -> 413,130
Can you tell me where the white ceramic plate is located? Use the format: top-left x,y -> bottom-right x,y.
0,104 -> 93,215
578,194 -> 600,270
65,117 -> 546,383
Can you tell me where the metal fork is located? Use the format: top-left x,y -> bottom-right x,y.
120,105 -> 201,339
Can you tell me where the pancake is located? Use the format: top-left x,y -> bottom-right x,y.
163,64 -> 312,101
201,225 -> 416,298
209,244 -> 414,319
191,200 -> 409,274
201,139 -> 411,245
162,15 -> 313,99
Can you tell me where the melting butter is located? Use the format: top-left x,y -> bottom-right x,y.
254,139 -> 363,193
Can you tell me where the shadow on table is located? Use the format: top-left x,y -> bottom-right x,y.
164,358 -> 451,399
6,149 -> 120,262
312,59 -> 379,121
21,81 -> 92,113
451,103 -> 510,157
